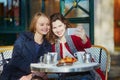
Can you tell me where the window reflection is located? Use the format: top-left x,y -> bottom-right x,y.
64,0 -> 89,18
0,0 -> 20,26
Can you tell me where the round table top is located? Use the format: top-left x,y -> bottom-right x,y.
30,62 -> 99,73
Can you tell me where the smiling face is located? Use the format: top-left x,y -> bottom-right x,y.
35,16 -> 50,35
52,20 -> 66,38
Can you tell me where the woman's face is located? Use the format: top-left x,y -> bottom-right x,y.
52,20 -> 66,38
35,16 -> 50,35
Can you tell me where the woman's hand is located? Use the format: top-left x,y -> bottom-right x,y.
32,71 -> 48,80
19,74 -> 32,80
75,26 -> 87,43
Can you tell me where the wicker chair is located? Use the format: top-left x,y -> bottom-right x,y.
0,46 -> 13,74
54,45 -> 111,80
85,45 -> 111,80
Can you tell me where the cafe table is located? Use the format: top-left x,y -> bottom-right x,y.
31,62 -> 99,73
31,62 -> 99,79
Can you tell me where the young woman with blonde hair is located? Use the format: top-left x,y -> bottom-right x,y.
0,12 -> 51,80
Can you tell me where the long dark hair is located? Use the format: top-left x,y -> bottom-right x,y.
46,13 -> 72,44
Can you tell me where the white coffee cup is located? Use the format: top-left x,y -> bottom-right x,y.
48,52 -> 58,63
74,51 -> 85,63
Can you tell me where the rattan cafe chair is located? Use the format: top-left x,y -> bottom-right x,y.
85,45 -> 111,80
0,46 -> 13,74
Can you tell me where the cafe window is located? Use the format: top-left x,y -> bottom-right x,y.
60,0 -> 94,44
0,0 -> 19,26
62,0 -> 89,18
0,0 -> 27,45
0,0 -> 27,33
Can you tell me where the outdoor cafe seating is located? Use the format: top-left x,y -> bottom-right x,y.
0,45 -> 111,80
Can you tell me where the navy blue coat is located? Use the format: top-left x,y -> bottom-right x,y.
0,32 -> 52,80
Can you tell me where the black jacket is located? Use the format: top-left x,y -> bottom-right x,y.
0,32 -> 52,80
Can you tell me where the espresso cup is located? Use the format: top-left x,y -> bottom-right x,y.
74,51 -> 85,63
48,52 -> 58,64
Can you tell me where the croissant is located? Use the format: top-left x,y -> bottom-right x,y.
58,56 -> 77,63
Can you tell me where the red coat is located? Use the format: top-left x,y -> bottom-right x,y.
52,35 -> 105,80
52,35 -> 91,58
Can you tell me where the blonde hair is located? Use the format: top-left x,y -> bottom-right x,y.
29,12 -> 49,33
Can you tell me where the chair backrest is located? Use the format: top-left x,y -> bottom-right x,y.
84,45 -> 111,80
0,46 -> 13,73
0,46 -> 13,60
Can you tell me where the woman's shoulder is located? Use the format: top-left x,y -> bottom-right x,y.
15,31 -> 34,43
18,31 -> 34,40
19,31 -> 33,37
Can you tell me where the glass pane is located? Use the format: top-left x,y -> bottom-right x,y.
44,0 -> 60,16
64,0 -> 89,18
29,0 -> 60,19
0,0 -> 20,27
0,2 -> 4,26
